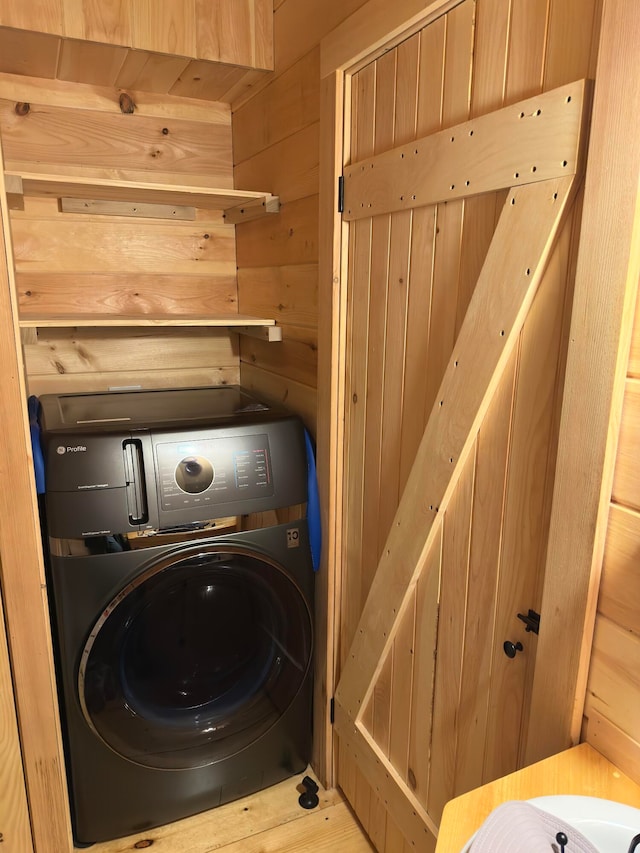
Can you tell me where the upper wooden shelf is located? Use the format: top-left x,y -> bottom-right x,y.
5,171 -> 280,225
18,314 -> 283,341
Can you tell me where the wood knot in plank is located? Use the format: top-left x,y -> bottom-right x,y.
118,92 -> 136,114
15,102 -> 30,116
134,841 -> 154,849
407,767 -> 417,790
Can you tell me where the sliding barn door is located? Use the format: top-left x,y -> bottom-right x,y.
333,1 -> 597,849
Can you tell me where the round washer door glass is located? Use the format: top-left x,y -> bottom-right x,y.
79,545 -> 313,769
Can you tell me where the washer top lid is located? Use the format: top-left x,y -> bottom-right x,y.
38,386 -> 287,433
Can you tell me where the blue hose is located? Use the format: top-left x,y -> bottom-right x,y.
304,430 -> 321,572
28,395 -> 45,494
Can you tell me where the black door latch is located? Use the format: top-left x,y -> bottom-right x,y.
517,609 -> 540,634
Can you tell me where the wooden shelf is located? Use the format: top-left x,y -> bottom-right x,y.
18,314 -> 283,341
6,170 -> 283,339
5,171 -> 280,224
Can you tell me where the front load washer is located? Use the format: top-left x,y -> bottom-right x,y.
39,386 -> 314,844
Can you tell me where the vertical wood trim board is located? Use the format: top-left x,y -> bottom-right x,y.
525,0 -> 640,764
315,70 -> 347,786
0,138 -> 73,852
0,579 -> 33,851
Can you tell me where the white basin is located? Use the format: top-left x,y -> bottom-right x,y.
528,796 -> 640,851
462,795 -> 640,852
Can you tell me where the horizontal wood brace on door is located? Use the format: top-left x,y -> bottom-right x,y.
342,79 -> 590,221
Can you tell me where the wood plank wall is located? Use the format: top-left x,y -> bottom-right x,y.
232,0 -> 373,434
232,4 -> 610,849
583,294 -> 640,778
232,0 -> 372,800
0,73 -> 241,394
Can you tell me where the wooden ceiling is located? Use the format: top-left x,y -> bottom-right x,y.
0,0 -> 273,102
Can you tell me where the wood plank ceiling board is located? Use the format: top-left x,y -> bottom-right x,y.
169,60 -> 249,102
343,80 -> 589,220
57,39 -> 129,87
0,27 -> 61,78
116,51 -> 191,95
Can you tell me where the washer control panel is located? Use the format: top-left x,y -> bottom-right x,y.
155,433 -> 274,512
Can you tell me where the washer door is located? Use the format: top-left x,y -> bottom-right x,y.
79,544 -> 313,769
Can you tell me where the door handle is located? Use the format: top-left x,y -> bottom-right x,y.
123,439 -> 149,525
503,640 -> 523,658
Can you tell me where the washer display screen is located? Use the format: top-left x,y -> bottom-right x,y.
156,434 -> 274,511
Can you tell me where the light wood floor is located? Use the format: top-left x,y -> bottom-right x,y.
92,770 -> 374,853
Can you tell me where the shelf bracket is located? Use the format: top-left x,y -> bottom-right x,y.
59,197 -> 197,221
235,325 -> 283,342
5,172 -> 24,211
223,194 -> 280,225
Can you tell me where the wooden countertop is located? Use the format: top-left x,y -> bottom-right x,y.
436,743 -> 640,852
